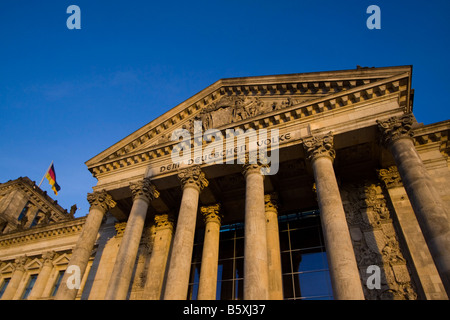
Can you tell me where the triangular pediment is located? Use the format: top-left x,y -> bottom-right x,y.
53,253 -> 71,266
25,258 -> 42,270
85,66 -> 412,177
0,262 -> 15,274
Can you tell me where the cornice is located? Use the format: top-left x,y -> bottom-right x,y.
87,72 -> 410,178
413,120 -> 450,157
0,216 -> 86,248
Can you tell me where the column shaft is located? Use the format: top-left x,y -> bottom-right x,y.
164,166 -> 207,300
377,114 -> 450,295
0,257 -> 26,300
243,165 -> 269,300
164,186 -> 200,299
390,137 -> 450,294
105,197 -> 149,299
303,133 -> 364,300
143,215 -> 173,300
28,251 -> 55,300
312,156 -> 365,299
55,191 -> 115,300
265,194 -> 283,300
105,178 -> 159,300
198,205 -> 221,300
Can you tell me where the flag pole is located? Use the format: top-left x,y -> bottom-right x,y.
38,161 -> 53,188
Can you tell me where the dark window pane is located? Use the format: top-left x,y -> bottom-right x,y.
21,274 -> 37,299
235,238 -> 244,258
279,230 -> 290,251
51,270 -> 65,296
281,252 -> 292,274
289,227 -> 321,250
235,279 -> 244,300
188,283 -> 199,300
235,258 -> 244,279
0,278 -> 11,299
218,259 -> 234,281
219,239 -> 234,260
191,243 -> 203,263
282,274 -> 294,299
189,263 -> 201,284
220,280 -> 233,300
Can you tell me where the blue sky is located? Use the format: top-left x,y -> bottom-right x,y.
1,0 -> 449,217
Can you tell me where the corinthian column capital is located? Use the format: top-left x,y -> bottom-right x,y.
154,213 -> 174,231
200,204 -> 222,226
87,190 -> 116,212
41,251 -> 56,266
178,165 -> 209,191
264,193 -> 279,213
130,178 -> 160,203
378,166 -> 403,189
302,132 -> 336,163
376,113 -> 415,148
14,256 -> 27,272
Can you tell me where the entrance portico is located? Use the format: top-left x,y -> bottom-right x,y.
75,66 -> 449,300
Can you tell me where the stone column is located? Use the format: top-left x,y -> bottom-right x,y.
197,204 -> 222,300
105,178 -> 159,300
55,190 -> 116,300
265,193 -> 283,300
377,114 -> 450,295
243,162 -> 269,300
302,133 -> 364,300
378,166 -> 448,299
164,166 -> 208,300
0,256 -> 27,300
142,214 -> 174,300
27,251 -> 56,300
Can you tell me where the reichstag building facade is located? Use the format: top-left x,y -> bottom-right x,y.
1,65 -> 449,300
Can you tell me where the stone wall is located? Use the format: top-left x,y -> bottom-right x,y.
341,179 -> 418,300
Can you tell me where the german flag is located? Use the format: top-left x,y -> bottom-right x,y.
45,163 -> 61,195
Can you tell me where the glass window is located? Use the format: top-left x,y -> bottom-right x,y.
18,202 -> 30,221
187,223 -> 244,300
187,209 -> 333,300
21,274 -> 38,299
51,270 -> 65,297
0,278 -> 11,299
280,211 -> 333,300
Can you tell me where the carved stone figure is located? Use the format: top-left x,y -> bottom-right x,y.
341,180 -> 417,299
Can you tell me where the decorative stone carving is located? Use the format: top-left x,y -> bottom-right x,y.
130,178 -> 160,203
378,166 -> 403,189
340,180 -> 417,300
264,193 -> 279,212
242,152 -> 270,177
69,205 -> 77,218
154,214 -> 174,231
177,165 -> 209,191
42,251 -> 56,266
114,222 -> 127,237
200,204 -> 222,225
376,113 -> 415,147
14,256 -> 27,271
87,190 -> 116,212
242,162 -> 268,177
187,96 -> 268,131
302,132 -> 336,162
